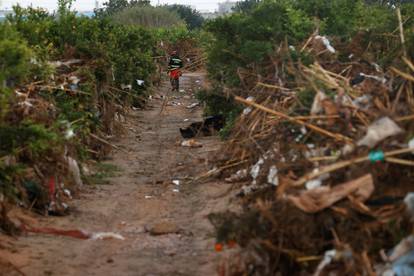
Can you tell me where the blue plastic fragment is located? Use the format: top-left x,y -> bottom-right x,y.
393,251 -> 414,276
368,150 -> 385,163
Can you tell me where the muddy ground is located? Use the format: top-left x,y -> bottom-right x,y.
0,72 -> 237,276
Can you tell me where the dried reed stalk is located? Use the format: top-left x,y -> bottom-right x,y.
234,96 -> 354,144
293,147 -> 414,187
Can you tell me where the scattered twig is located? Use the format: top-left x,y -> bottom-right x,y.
89,133 -> 127,153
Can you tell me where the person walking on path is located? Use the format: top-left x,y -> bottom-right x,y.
168,50 -> 183,91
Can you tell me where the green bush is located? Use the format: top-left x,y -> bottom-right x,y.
293,0 -> 364,37
112,6 -> 184,28
0,25 -> 32,84
165,4 -> 205,30
202,0 -> 414,127
205,1 -> 314,87
0,1 -> 159,211
0,123 -> 60,157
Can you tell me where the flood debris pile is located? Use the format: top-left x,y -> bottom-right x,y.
0,3 -> 157,233
202,1 -> 414,275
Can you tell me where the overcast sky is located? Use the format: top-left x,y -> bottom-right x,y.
0,0 -> 223,11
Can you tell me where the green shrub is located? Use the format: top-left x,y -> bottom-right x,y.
165,4 -> 205,30
0,1 -> 160,212
112,6 -> 184,28
205,1 -> 315,87
0,123 -> 59,157
0,25 -> 32,84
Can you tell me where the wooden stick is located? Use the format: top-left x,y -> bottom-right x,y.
296,256 -> 322,263
403,57 -> 414,72
300,29 -> 319,52
396,114 -> 414,122
308,156 -> 339,162
385,157 -> 414,166
89,133 -> 127,153
256,82 -> 291,91
159,94 -> 169,115
234,96 -> 354,144
268,114 -> 341,121
292,115 -> 341,120
391,67 -> 414,82
293,147 -> 414,186
392,84 -> 406,113
194,160 -> 248,182
397,7 -> 407,57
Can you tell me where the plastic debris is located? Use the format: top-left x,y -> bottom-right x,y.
314,249 -> 354,276
68,75 -> 80,85
172,180 -> 180,186
65,128 -> 75,139
63,189 -> 72,199
181,139 -> 203,148
357,117 -> 403,148
90,232 -> 125,241
305,179 -> 322,190
352,94 -> 373,110
186,102 -> 200,109
121,84 -> 132,90
243,96 -> 255,115
311,91 -> 328,115
225,169 -> 248,183
404,193 -> 414,219
267,165 -> 279,186
350,73 -> 366,86
288,174 -> 374,213
360,72 -> 387,84
136,80 -> 145,86
305,169 -> 330,190
22,225 -> 124,241
409,138 -> 414,153
314,249 -> 337,276
315,35 -> 336,53
250,158 -> 264,185
369,150 -> 385,163
215,243 -> 224,252
67,156 -> 83,187
384,235 -> 414,276
392,251 -> 414,276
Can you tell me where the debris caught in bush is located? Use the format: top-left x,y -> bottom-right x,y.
202,0 -> 414,274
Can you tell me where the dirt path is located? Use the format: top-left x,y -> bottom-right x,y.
6,72 -> 233,276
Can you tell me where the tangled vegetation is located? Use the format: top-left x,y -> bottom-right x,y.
201,0 -> 414,274
198,0 -> 414,137
111,6 -> 185,28
0,0 -> 197,227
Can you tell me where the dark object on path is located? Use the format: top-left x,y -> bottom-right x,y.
350,73 -> 365,86
180,115 -> 225,138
